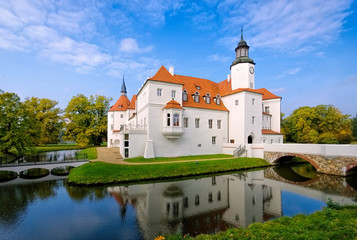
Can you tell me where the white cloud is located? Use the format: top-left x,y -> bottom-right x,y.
277,67 -> 301,78
208,53 -> 230,62
270,87 -> 287,93
217,0 -> 353,53
119,38 -> 153,54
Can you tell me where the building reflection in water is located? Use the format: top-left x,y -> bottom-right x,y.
108,168 -> 357,240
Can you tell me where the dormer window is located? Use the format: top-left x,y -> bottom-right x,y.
182,90 -> 188,102
214,95 -> 221,105
193,92 -> 200,103
204,93 -> 211,104
196,86 -> 201,90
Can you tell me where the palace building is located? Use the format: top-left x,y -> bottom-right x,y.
107,33 -> 283,159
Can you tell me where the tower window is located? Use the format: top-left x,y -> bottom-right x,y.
252,116 -> 255,124
184,117 -> 188,128
217,120 -> 221,129
171,90 -> 176,98
182,90 -> 188,102
157,88 -> 162,96
212,136 -> 216,144
235,100 -> 239,105
195,118 -> 200,128
265,106 -> 270,113
252,98 -> 255,105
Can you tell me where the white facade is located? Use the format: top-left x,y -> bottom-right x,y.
107,35 -> 283,158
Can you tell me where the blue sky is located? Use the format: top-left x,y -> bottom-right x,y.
0,0 -> 356,116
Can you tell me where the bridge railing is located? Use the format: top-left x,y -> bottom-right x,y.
0,153 -> 88,168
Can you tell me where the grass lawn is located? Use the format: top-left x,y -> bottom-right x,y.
164,205 -> 357,240
78,147 -> 98,160
125,154 -> 233,163
351,141 -> 357,145
68,157 -> 269,185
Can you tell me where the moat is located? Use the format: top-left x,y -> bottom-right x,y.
0,164 -> 356,240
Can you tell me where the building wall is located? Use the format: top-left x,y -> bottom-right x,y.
262,98 -> 281,133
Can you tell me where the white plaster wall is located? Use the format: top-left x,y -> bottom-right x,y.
146,104 -> 228,157
262,114 -> 271,130
261,134 -> 284,145
147,81 -> 183,105
230,63 -> 255,90
263,99 -> 281,132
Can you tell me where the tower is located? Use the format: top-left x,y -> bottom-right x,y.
230,28 -> 255,90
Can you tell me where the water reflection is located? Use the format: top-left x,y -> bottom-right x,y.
0,165 -> 356,240
108,166 -> 357,239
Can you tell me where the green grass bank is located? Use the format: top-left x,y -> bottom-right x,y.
125,154 -> 233,163
164,205 -> 357,240
68,158 -> 269,185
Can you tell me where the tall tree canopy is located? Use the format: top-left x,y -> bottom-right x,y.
23,97 -> 63,145
282,105 -> 353,144
0,91 -> 37,154
63,94 -> 111,147
352,114 -> 357,141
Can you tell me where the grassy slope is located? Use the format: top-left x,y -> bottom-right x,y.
35,144 -> 83,152
68,158 -> 269,185
166,206 -> 357,240
78,147 -> 97,160
125,154 -> 233,163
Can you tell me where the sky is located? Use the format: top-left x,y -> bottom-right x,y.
0,0 -> 357,117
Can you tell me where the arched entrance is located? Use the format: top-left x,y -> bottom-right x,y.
248,135 -> 253,144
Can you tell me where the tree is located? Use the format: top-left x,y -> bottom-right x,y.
352,114 -> 357,141
281,105 -> 352,144
63,94 -> 111,147
23,97 -> 63,145
0,91 -> 37,154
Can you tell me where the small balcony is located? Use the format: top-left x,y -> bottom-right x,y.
162,126 -> 184,139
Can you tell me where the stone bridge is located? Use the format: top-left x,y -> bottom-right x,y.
0,161 -> 88,174
247,143 -> 357,176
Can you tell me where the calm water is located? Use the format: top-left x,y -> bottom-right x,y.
0,164 -> 356,240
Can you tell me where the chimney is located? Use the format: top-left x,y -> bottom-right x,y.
227,74 -> 231,82
169,66 -> 174,76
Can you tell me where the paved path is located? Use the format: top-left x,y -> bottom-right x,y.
92,147 -> 234,165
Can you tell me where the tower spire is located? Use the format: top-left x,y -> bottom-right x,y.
121,75 -> 127,96
241,26 -> 243,40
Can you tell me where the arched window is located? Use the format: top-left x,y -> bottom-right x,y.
173,113 -> 179,126
204,93 -> 211,104
193,92 -> 200,103
182,90 -> 188,102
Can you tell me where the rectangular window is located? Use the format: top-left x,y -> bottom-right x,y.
183,197 -> 188,208
208,119 -> 213,129
120,114 -> 123,118
265,106 -> 270,113
212,136 -> 216,145
171,90 -> 176,98
167,113 -> 170,126
124,148 -> 129,158
252,98 -> 255,105
111,124 -> 114,130
217,191 -> 221,201
217,120 -> 221,129
195,118 -> 200,128
235,100 -> 239,105
250,83 -> 253,88
208,193 -> 213,203
195,195 -> 200,206
230,139 -> 235,143
184,117 -> 188,128
157,88 -> 162,96
252,116 -> 255,124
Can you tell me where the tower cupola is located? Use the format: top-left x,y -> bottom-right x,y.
231,27 -> 254,67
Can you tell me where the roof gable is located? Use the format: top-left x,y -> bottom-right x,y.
109,95 -> 130,112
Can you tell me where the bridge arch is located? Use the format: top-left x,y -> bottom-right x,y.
272,153 -> 319,170
346,163 -> 357,176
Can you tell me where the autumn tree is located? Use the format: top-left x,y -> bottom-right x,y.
0,91 -> 37,154
63,94 -> 111,147
23,97 -> 63,145
281,105 -> 352,144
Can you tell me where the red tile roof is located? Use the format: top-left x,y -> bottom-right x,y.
163,99 -> 184,109
128,95 -> 137,110
109,95 -> 130,112
262,129 -> 282,135
147,66 -> 280,111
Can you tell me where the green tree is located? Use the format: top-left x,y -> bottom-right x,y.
352,114 -> 357,141
23,97 -> 63,145
63,94 -> 111,147
0,91 -> 37,154
282,105 -> 352,144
